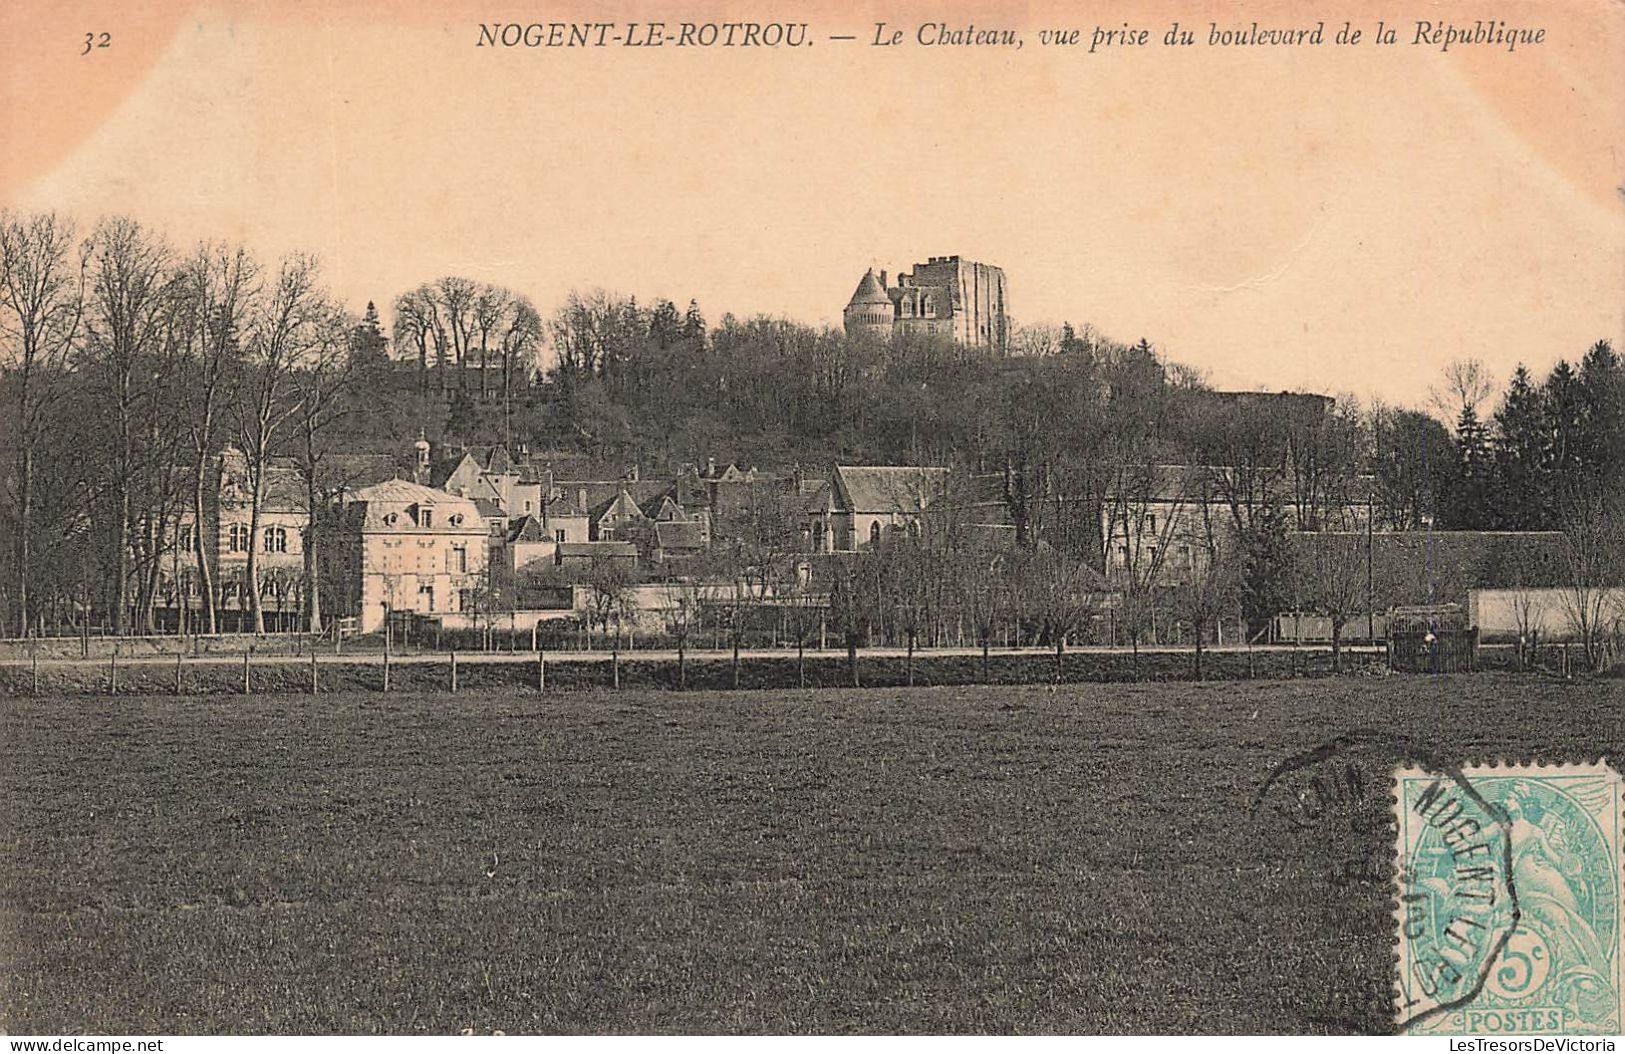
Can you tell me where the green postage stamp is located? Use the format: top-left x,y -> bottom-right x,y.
1396,762 -> 1623,1035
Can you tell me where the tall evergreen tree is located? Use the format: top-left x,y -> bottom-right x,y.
1444,405 -> 1493,528
1490,364 -> 1551,529
1576,339 -> 1625,496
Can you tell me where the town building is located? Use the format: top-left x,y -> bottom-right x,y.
843,256 -> 1010,352
801,466 -> 950,552
321,479 -> 490,633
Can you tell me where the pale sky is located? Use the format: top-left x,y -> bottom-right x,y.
3,0 -> 1621,407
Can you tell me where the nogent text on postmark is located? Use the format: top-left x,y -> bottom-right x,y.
1396,762 -> 1623,1036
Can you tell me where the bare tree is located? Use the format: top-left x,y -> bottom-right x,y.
824,555 -> 882,688
290,300 -> 356,632
436,276 -> 477,391
1009,321 -> 1060,359
0,211 -> 88,636
881,537 -> 937,686
391,285 -> 436,396
129,280 -> 197,633
781,566 -> 823,688
470,283 -> 511,399
1172,528 -> 1241,680
959,550 -> 1006,682
179,243 -> 258,634
233,254 -> 332,634
499,296 -> 542,448
1302,532 -> 1366,673
1106,462 -> 1185,664
582,554 -> 634,651
661,577 -> 705,688
1016,546 -> 1104,683
81,217 -> 173,634
1556,485 -> 1623,671
1429,357 -> 1496,430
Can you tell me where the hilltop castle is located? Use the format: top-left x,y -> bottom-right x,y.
843,255 -> 1009,353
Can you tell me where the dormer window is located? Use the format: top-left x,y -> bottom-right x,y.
419,506 -> 434,528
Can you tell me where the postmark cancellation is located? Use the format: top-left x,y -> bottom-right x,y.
1395,761 -> 1623,1035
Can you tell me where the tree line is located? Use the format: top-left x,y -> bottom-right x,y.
3,209 -> 1621,648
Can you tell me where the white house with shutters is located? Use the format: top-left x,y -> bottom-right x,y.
324,479 -> 490,632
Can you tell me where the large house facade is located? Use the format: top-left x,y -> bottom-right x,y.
321,479 -> 490,633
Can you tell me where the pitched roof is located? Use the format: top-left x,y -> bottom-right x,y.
473,497 -> 506,519
219,453 -> 307,513
318,454 -> 405,492
654,520 -> 708,552
832,466 -> 949,515
800,478 -> 834,514
352,478 -> 459,504
507,514 -> 550,543
847,269 -> 891,308
347,479 -> 485,530
546,491 -> 591,518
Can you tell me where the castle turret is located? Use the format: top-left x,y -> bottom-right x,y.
843,269 -> 894,341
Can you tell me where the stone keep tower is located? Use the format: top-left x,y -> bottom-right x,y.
842,257 -> 1010,353
843,269 -> 895,341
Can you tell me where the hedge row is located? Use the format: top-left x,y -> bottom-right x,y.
0,647 -> 1396,697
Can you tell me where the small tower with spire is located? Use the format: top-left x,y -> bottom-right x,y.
843,268 -> 895,341
412,428 -> 431,485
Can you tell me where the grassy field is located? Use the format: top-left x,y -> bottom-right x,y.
1,675 -> 1620,1034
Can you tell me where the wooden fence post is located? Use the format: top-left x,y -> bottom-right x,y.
109,650 -> 118,695
175,652 -> 183,696
382,649 -> 391,693
536,649 -> 545,694
451,650 -> 458,693
242,651 -> 250,694
310,652 -> 319,695
32,652 -> 39,696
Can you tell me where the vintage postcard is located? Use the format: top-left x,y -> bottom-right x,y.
1,0 -> 1622,1041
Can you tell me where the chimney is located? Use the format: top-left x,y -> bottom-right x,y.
577,487 -> 587,511
878,270 -> 888,289
706,456 -> 716,478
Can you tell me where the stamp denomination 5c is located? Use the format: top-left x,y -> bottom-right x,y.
1396,762 -> 1622,1036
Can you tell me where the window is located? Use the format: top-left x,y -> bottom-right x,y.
869,521 -> 881,546
228,524 -> 250,553
420,508 -> 433,528
263,526 -> 288,553
1147,514 -> 1157,534
524,500 -> 533,513
179,524 -> 196,553
601,527 -> 615,540
555,529 -> 566,544
452,545 -> 468,574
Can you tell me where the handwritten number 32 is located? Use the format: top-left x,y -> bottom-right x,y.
82,32 -> 111,55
